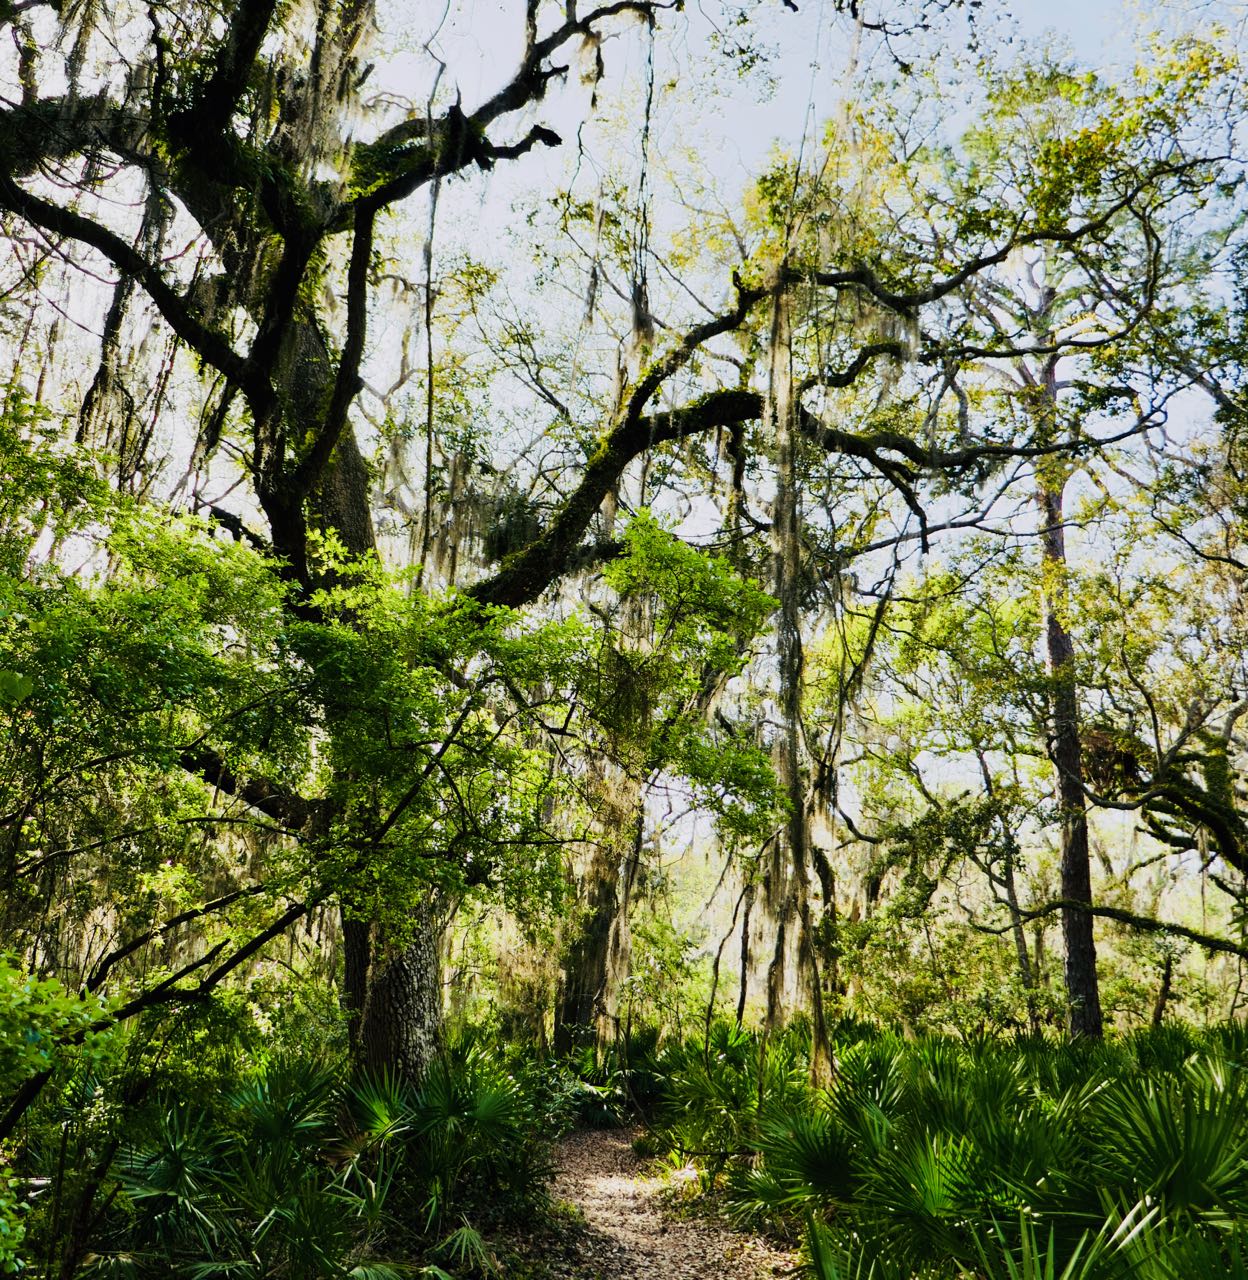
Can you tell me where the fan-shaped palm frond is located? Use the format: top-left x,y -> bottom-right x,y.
732,1107 -> 856,1222
1094,1065 -> 1248,1223
971,1203 -> 1156,1280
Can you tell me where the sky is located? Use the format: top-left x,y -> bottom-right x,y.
358,0 -> 1157,300
354,0 -> 1151,427
372,0 -> 1135,175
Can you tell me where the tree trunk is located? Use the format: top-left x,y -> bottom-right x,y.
1038,474 -> 1104,1038
342,903 -> 443,1081
554,857 -> 617,1056
1152,953 -> 1173,1027
554,776 -> 643,1057
767,282 -> 834,1081
736,878 -> 754,1027
1001,854 -> 1041,1033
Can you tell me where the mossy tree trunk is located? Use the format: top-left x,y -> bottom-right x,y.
1035,354 -> 1103,1039
767,281 -> 834,1081
555,771 -> 644,1057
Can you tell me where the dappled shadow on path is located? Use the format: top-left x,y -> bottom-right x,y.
543,1127 -> 794,1280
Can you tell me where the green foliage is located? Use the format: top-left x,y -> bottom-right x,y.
6,18 -> 1248,1280
0,956 -> 109,1095
0,389 -> 105,577
649,1024 -> 1248,1279
589,513 -> 781,836
649,1020 -> 811,1187
17,1029 -> 559,1279
969,1208 -> 1157,1280
0,1157 -> 26,1277
601,513 -> 776,675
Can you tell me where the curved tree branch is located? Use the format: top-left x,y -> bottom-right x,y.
1017,898 -> 1248,962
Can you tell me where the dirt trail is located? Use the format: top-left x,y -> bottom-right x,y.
542,1127 -> 794,1280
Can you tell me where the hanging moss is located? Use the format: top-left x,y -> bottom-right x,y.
481,488 -> 543,564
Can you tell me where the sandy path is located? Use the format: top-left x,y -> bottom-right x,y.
541,1127 -> 794,1280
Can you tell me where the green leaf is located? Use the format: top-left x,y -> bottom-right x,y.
0,671 -> 32,706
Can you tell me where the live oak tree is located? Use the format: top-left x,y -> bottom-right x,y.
0,0 -> 1238,1122
2,0 -> 796,1092
1,0 -> 715,1102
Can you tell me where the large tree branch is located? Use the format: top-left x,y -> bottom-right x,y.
469,387 -> 761,608
344,1 -> 673,220
470,338 -> 1172,611
83,884 -> 271,993
1017,899 -> 1248,961
467,321 -> 1164,609
179,744 -> 318,829
798,400 -> 1165,476
191,0 -> 282,136
785,158 -> 1212,315
0,896 -> 311,1141
294,205 -> 376,493
0,171 -> 261,399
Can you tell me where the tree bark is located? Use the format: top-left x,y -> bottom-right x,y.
554,776 -> 643,1057
343,905 -> 443,1081
1152,953 -> 1173,1027
1038,472 -> 1103,1038
736,879 -> 754,1027
767,283 -> 834,1080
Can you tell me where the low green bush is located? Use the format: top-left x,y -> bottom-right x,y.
11,1012 -> 562,1279
647,1021 -> 1248,1279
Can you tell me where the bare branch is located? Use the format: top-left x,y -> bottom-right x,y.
0,173 -> 259,399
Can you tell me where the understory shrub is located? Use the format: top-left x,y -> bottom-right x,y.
648,1020 -> 1248,1279
12,1018 -> 559,1279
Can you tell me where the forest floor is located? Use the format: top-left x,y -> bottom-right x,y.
502,1126 -> 796,1279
